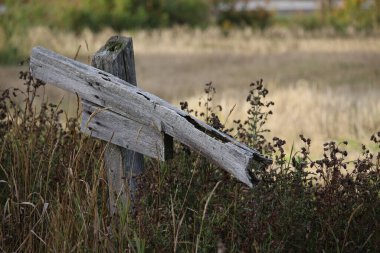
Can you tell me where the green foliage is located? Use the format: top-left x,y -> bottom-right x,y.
275,14 -> 324,31
0,0 -> 379,37
328,0 -> 377,32
218,8 -> 272,31
1,0 -> 380,64
68,0 -> 210,31
1,69 -> 380,251
0,0 -> 210,33
0,46 -> 20,64
0,0 -> 211,63
163,0 -> 210,27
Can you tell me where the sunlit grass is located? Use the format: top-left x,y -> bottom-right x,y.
2,26 -> 379,59
0,72 -> 379,251
2,27 -> 380,155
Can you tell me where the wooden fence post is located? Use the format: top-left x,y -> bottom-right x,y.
91,36 -> 144,215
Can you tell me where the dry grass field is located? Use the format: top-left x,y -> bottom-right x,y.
1,26 -> 380,252
1,26 -> 379,156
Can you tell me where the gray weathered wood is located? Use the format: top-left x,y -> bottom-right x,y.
81,100 -> 171,160
30,46 -> 272,188
91,36 -> 149,215
89,36 -> 148,215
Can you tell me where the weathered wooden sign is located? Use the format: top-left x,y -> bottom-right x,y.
30,43 -> 271,188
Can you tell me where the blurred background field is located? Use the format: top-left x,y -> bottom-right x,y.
1,1 -> 380,252
1,0 -> 379,156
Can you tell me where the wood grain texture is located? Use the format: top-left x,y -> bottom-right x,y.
30,45 -> 272,187
81,100 -> 171,160
90,37 -> 172,160
89,36 -> 147,214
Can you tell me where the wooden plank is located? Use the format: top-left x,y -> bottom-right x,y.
30,46 -> 272,187
81,100 -> 171,161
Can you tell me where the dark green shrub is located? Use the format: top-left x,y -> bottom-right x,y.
327,0 -> 377,33
2,0 -> 210,32
298,15 -> 324,31
218,8 -> 272,30
0,46 -> 20,64
164,0 -> 210,27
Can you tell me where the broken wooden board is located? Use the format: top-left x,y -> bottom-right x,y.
82,100 -> 173,161
30,46 -> 272,187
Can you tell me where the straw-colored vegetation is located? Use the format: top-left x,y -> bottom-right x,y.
1,74 -> 379,252
1,26 -> 379,156
6,25 -> 380,57
1,1 -> 380,251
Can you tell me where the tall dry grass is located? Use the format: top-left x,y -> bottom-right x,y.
178,81 -> 380,158
1,25 -> 379,155
1,71 -> 379,252
6,26 -> 380,58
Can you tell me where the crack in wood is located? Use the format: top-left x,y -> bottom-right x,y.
181,114 -> 230,144
252,152 -> 273,166
137,92 -> 151,101
88,81 -> 102,91
98,71 -> 109,77
30,45 -> 272,188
